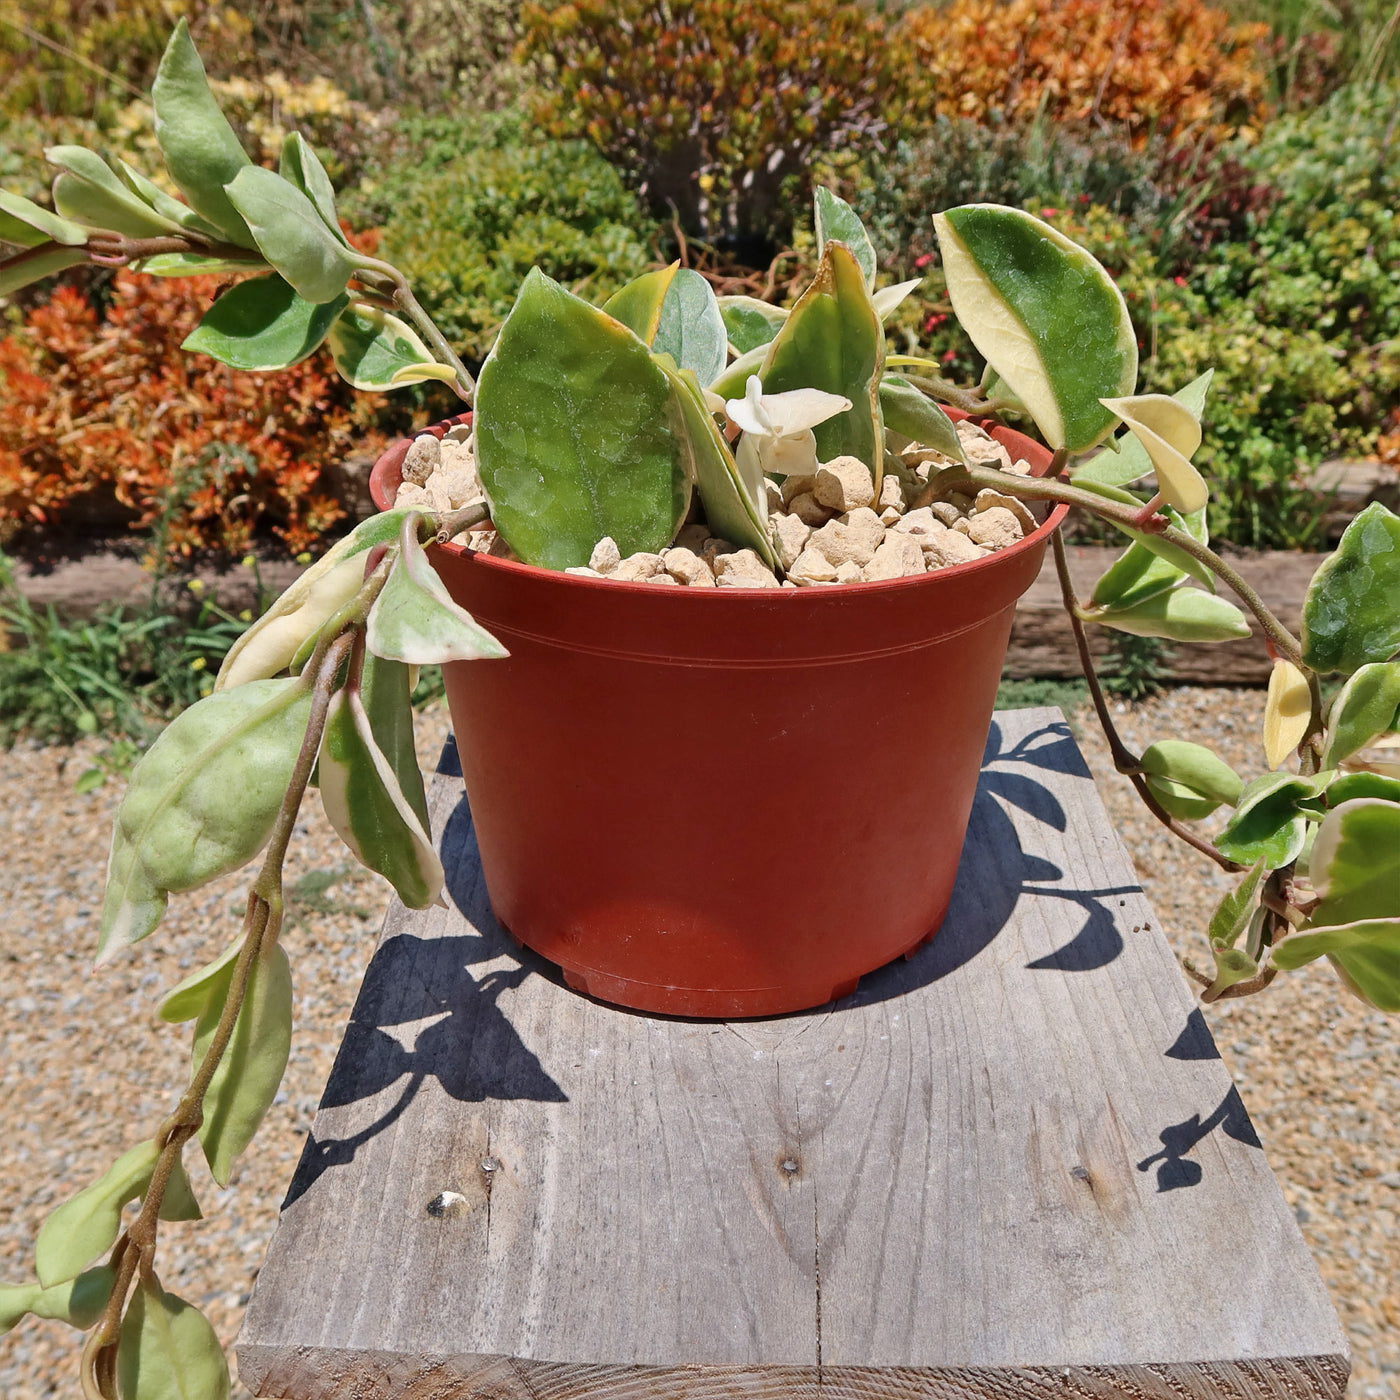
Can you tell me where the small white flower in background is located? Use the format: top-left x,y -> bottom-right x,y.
725,375 -> 852,512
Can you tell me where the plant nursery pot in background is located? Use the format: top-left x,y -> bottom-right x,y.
371,415 -> 1066,1018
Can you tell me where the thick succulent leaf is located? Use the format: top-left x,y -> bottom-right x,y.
760,241 -> 884,479
1144,774 -> 1222,822
140,251 -> 266,278
475,268 -> 692,567
278,132 -> 345,245
1301,503 -> 1400,675
219,509 -> 426,689
319,688 -> 444,909
151,19 -> 253,245
1207,946 -> 1260,999
1089,543 -> 1189,612
224,166 -> 357,304
872,278 -> 922,321
1207,860 -> 1267,948
327,304 -> 458,390
814,186 -> 877,288
1328,771 -> 1400,804
718,295 -> 787,355
1141,740 -> 1242,810
1215,771 -> 1331,868
1309,798 -> 1400,928
35,1141 -> 160,1287
1099,393 -> 1207,514
662,364 -> 776,567
98,678 -> 313,960
116,160 -> 221,236
117,1280 -> 231,1400
1273,917 -> 1400,1010
935,204 -> 1137,452
1264,657 -> 1313,770
367,516 -> 508,664
1322,661 -> 1400,768
1072,479 -> 1214,588
0,244 -> 89,294
194,943 -> 293,1186
653,268 -> 727,386
158,1156 -> 202,1223
709,342 -> 768,397
1076,370 -> 1213,488
603,264 -> 678,345
1085,586 -> 1249,643
159,941 -> 241,1025
0,190 -> 88,246
879,375 -> 966,464
183,275 -> 347,372
47,146 -> 184,237
1,1267 -> 115,1334
362,653 -> 429,829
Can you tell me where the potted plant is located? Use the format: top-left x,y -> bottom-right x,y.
2,23 -> 1398,1399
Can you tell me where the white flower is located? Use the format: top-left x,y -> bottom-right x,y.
725,376 -> 852,507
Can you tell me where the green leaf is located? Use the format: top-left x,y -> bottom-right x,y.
116,160 -> 222,237
935,204 -> 1137,453
814,186 -> 877,289
872,278 -> 922,322
224,166 -> 357,304
1085,585 -> 1249,643
98,678 -> 313,960
603,263 -> 678,345
718,295 -> 787,356
1206,946 -> 1259,999
151,18 -> 253,245
1089,543 -> 1190,611
1,1266 -> 115,1334
361,651 -> 429,831
1301,503 -> 1400,675
319,687 -> 444,909
1309,798 -> 1400,927
1075,370 -> 1213,488
475,267 -> 693,568
182,275 -> 346,372
47,146 -> 184,237
194,942 -> 293,1187
159,939 -> 242,1023
653,268 -> 727,386
0,244 -> 88,294
1272,917 -> 1400,1009
0,189 -> 89,247
760,241 -> 884,479
658,363 -> 777,567
708,342 -> 768,397
1327,771 -> 1400,805
278,132 -> 345,245
159,1156 -> 202,1223
878,375 -> 966,464
366,516 -> 508,663
1143,775 -> 1220,822
117,1280 -> 231,1400
1215,771 -> 1331,868
1072,478 -> 1214,588
1207,859 -> 1267,948
1322,661 -> 1400,768
327,304 -> 458,390
1140,740 -> 1243,818
140,251 -> 267,278
35,1141 -> 160,1287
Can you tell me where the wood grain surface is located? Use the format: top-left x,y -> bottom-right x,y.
237,708 -> 1347,1400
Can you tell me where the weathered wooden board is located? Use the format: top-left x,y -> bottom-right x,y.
237,708 -> 1347,1400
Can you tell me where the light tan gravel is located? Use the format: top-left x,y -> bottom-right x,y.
1,690 -> 1396,1396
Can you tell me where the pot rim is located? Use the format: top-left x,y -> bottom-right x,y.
369,410 -> 1069,598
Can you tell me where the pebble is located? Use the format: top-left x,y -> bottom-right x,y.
771,513 -> 812,572
589,537 -> 622,574
863,533 -> 925,580
713,549 -> 780,589
401,434 -> 441,485
787,492 -> 831,527
661,547 -> 715,588
788,546 -> 839,586
808,508 -> 885,568
923,530 -> 986,568
813,456 -> 875,513
610,552 -> 665,582
965,506 -> 1025,550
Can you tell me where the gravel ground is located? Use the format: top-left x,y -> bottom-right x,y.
1,689 -> 1395,1397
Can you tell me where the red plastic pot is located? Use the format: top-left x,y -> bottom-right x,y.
371,415 -> 1065,1018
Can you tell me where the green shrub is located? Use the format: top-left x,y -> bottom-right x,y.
349,114 -> 660,363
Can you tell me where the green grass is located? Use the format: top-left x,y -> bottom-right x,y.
995,676 -> 1090,714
